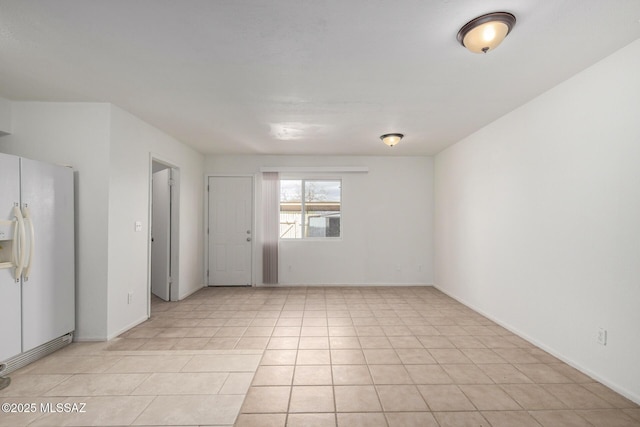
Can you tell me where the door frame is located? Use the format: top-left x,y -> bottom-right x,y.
204,174 -> 256,287
147,155 -> 180,316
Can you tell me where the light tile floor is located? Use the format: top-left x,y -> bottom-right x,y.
1,286 -> 638,426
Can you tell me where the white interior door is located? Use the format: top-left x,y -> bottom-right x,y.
0,153 -> 22,362
151,168 -> 171,301
208,176 -> 253,286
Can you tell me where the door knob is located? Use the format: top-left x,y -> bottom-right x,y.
246,237 -> 252,242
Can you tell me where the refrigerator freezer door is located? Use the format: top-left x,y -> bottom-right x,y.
20,158 -> 75,352
0,153 -> 22,362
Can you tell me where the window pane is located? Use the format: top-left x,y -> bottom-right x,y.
280,180 -> 302,238
304,180 -> 341,202
305,180 -> 341,238
280,180 -> 302,202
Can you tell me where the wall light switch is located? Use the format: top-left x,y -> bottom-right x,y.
134,221 -> 142,232
597,328 -> 607,346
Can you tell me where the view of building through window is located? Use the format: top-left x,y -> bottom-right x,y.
280,179 -> 341,239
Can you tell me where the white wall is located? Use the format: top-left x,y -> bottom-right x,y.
434,39 -> 640,402
0,97 -> 11,134
206,155 -> 434,286
107,105 -> 204,338
0,102 -> 205,341
0,102 -> 111,340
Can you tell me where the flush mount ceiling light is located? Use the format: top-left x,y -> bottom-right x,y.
380,133 -> 403,147
457,12 -> 516,54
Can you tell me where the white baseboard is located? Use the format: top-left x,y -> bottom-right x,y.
179,284 -> 206,300
257,283 -> 434,287
106,315 -> 149,341
433,285 -> 640,405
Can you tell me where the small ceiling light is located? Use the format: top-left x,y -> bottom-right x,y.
380,133 -> 403,147
457,12 -> 516,54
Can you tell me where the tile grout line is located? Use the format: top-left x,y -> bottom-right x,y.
18,286 -> 635,427
128,394 -> 161,426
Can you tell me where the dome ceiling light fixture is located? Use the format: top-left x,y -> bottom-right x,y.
457,11 -> 516,54
380,133 -> 404,147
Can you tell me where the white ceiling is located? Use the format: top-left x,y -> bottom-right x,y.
1,1 -> 639,155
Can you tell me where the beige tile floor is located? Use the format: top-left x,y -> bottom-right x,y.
1,286 -> 638,427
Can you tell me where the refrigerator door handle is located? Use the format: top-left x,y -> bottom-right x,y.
23,206 -> 35,281
13,205 -> 26,281
12,219 -> 19,267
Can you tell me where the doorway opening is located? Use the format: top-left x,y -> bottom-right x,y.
149,158 -> 180,317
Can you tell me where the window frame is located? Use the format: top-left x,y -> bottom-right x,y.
279,176 -> 343,241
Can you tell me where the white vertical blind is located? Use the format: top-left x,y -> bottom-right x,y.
262,172 -> 279,284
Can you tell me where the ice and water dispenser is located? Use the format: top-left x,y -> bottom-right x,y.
0,209 -> 19,275
0,219 -> 15,269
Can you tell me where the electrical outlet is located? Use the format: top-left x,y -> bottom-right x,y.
134,221 -> 142,232
597,328 -> 607,346
128,292 -> 133,304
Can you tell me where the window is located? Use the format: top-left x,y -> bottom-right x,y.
280,179 -> 341,239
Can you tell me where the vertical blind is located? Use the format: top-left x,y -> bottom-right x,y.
262,172 -> 279,284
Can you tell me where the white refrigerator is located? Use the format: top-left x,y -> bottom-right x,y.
0,152 -> 74,373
